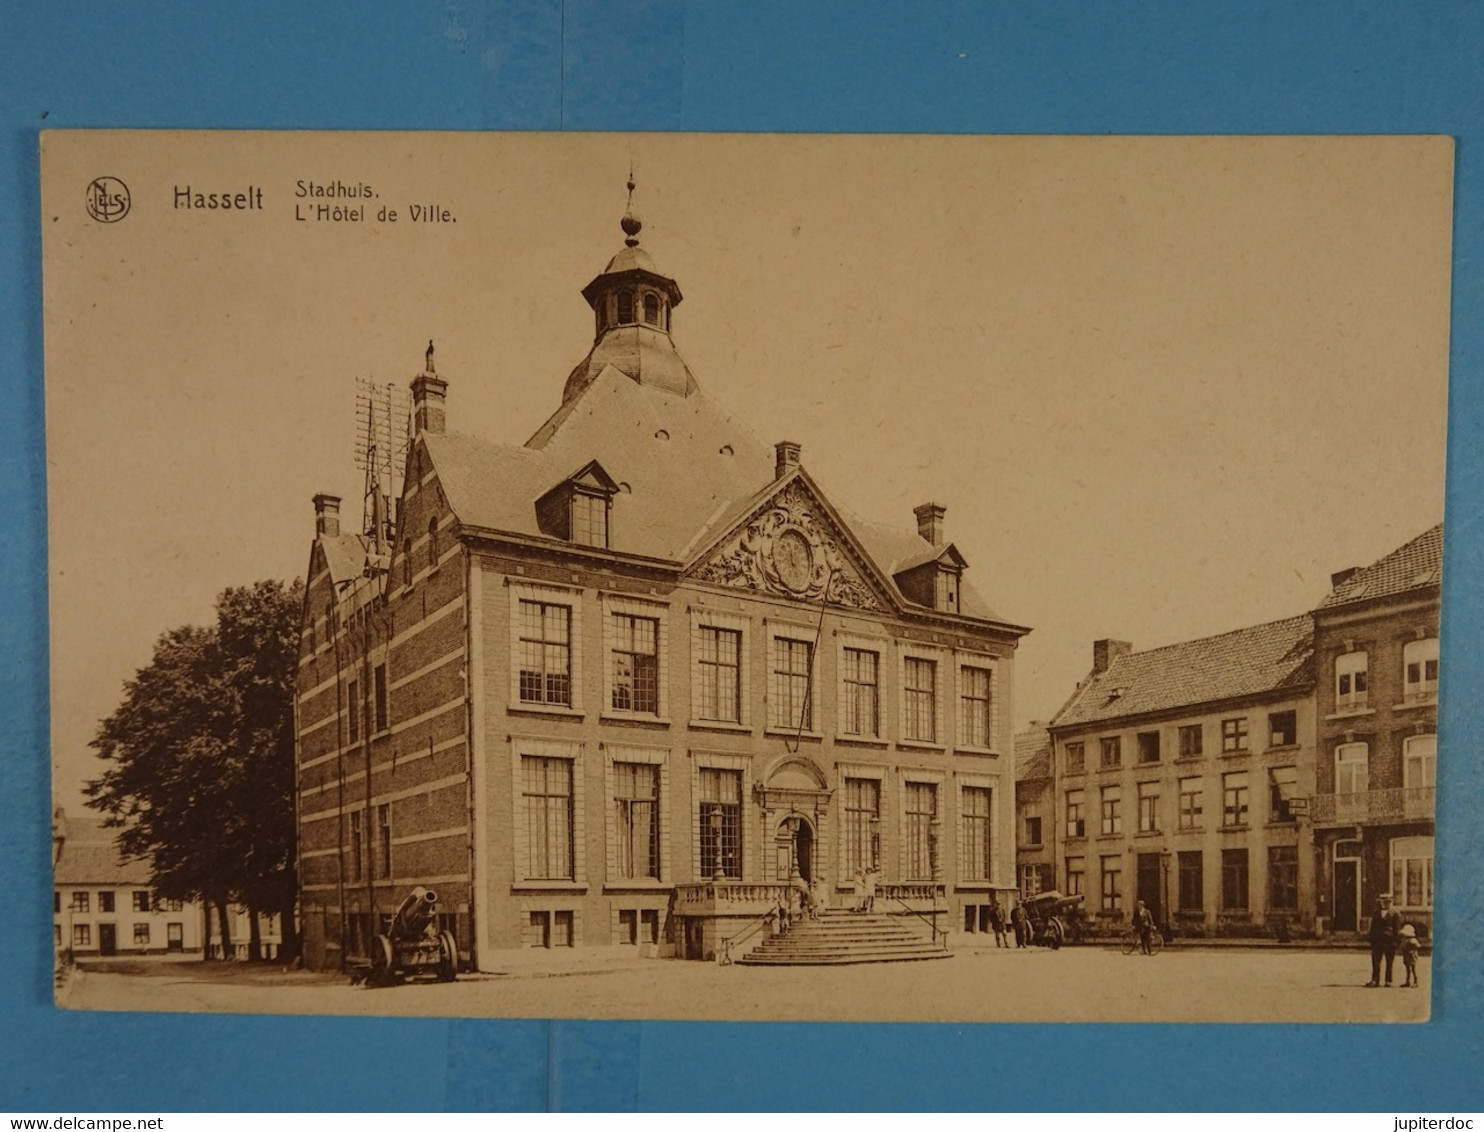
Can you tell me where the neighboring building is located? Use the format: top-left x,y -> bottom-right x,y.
1047,619 -> 1316,936
52,810 -> 201,958
294,197 -> 1030,969
1309,525 -> 1440,938
1014,724 -> 1054,900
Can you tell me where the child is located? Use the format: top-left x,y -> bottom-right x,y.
1398,923 -> 1421,987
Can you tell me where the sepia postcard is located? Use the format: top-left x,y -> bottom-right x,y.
43,130 -> 1449,1023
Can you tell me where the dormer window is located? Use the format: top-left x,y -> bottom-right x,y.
536,460 -> 620,549
617,291 -> 634,324
643,292 -> 660,325
894,544 -> 969,613
935,568 -> 960,614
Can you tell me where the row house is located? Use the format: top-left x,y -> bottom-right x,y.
1046,620 -> 1317,935
1310,525 -> 1440,937
1013,725 -> 1054,901
295,196 -> 1030,969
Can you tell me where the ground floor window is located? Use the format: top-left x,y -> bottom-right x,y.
699,767 -> 743,879
617,908 -> 661,945
1178,850 -> 1203,912
523,756 -> 574,881
1390,836 -> 1434,910
962,785 -> 992,881
528,909 -> 575,948
843,777 -> 880,874
1268,845 -> 1298,912
1065,856 -> 1084,897
73,924 -> 91,947
1222,848 -> 1249,912
133,922 -> 150,945
1100,856 -> 1122,913
904,782 -> 938,880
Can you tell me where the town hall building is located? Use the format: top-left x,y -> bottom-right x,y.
293,192 -> 1030,970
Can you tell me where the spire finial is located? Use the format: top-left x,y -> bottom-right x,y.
621,166 -> 642,247
425,339 -> 435,373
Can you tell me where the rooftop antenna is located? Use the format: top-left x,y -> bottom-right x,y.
353,375 -> 410,553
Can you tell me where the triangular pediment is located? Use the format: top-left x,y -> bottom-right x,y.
684,474 -> 896,613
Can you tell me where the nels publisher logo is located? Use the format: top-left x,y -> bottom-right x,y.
85,176 -> 131,223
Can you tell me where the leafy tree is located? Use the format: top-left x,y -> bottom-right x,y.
86,579 -> 304,961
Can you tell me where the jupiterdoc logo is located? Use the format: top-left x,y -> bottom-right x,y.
85,177 -> 130,223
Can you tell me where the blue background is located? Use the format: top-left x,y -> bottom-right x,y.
3,0 -> 1483,1111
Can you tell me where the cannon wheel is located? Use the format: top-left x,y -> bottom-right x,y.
369,934 -> 396,987
437,930 -> 458,983
1042,918 -> 1064,950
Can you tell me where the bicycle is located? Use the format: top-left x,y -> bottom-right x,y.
1121,927 -> 1164,955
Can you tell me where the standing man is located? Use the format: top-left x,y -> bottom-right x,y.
1367,892 -> 1402,986
1010,900 -> 1028,948
1132,899 -> 1156,955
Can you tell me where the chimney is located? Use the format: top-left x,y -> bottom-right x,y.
411,339 -> 448,434
775,440 -> 801,479
1093,638 -> 1132,673
1330,566 -> 1361,589
914,502 -> 946,545
313,493 -> 342,537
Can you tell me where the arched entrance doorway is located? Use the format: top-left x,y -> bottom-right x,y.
775,814 -> 816,883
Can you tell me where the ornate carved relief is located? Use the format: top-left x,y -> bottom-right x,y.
690,481 -> 887,611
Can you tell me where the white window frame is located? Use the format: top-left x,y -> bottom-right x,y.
1403,733 -> 1436,791
1100,785 -> 1122,836
1136,781 -> 1160,833
1335,742 -> 1370,796
1403,637 -> 1440,702
603,744 -> 670,886
1335,650 -> 1369,711
837,632 -> 886,742
1178,776 -> 1204,830
1389,835 -> 1434,911
689,608 -> 751,729
1065,788 -> 1086,838
509,582 -> 584,715
898,643 -> 946,748
510,737 -> 585,887
601,594 -> 669,722
899,770 -> 944,881
765,619 -> 822,737
838,762 -> 887,881
954,652 -> 999,754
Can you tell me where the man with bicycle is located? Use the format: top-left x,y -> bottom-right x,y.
1132,899 -> 1156,955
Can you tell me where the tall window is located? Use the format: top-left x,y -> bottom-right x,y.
1137,731 -> 1160,763
1221,848 -> 1249,911
935,569 -> 960,613
962,785 -> 992,881
373,663 -> 388,732
1268,765 -> 1298,823
571,492 -> 608,548
518,601 -> 572,706
698,627 -> 741,723
1065,741 -> 1085,775
1221,717 -> 1249,752
611,614 -> 659,714
617,290 -> 634,323
1024,816 -> 1043,845
1100,786 -> 1122,836
1335,742 -> 1369,795
1178,724 -> 1203,758
522,756 -> 573,880
1268,710 -> 1297,747
349,810 -> 363,881
905,782 -> 938,880
427,515 -> 439,569
1222,771 -> 1249,827
613,762 -> 659,879
1178,777 -> 1203,830
698,768 -> 742,879
1065,856 -> 1085,897
1137,782 -> 1160,833
1178,850 -> 1203,912
98,891 -> 115,913
771,637 -> 813,730
843,777 -> 880,874
130,890 -> 148,913
1390,836 -> 1434,910
1403,638 -> 1440,701
1065,789 -> 1086,838
960,666 -> 993,748
643,292 -> 660,325
841,648 -> 879,737
402,539 -> 412,587
1100,856 -> 1122,913
903,658 -> 937,742
1403,734 -> 1436,790
1099,736 -> 1122,768
347,678 -> 360,743
1268,845 -> 1298,911
377,803 -> 391,879
1335,651 -> 1369,710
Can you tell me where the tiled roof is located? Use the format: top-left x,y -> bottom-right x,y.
52,814 -> 151,886
1318,523 -> 1443,611
1015,726 -> 1052,781
1052,613 -> 1314,729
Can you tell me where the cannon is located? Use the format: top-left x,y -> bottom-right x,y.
1022,890 -> 1086,949
366,886 -> 458,986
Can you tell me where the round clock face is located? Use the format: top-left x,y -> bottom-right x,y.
775,529 -> 814,592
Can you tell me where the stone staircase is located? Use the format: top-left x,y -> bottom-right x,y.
736,908 -> 949,966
